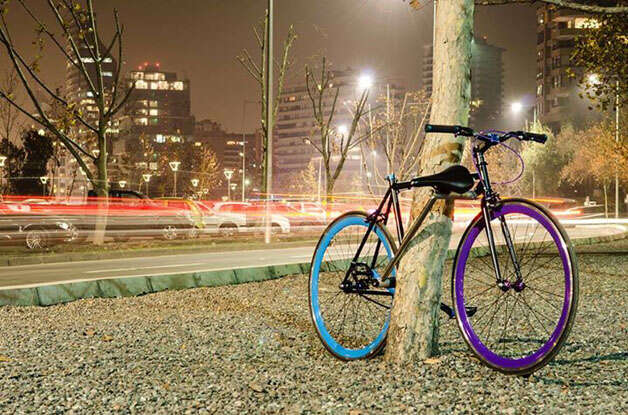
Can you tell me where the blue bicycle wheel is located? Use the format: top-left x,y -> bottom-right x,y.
309,211 -> 397,360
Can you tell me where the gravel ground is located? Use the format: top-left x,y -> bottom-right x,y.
0,244 -> 626,414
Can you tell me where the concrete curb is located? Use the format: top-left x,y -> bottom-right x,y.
0,239 -> 318,267
0,231 -> 626,308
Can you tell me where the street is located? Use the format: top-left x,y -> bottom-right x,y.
0,221 -> 624,290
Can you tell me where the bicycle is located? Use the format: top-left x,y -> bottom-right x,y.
308,124 -> 578,375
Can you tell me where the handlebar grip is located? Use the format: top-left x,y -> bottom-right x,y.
425,124 -> 474,136
524,132 -> 548,144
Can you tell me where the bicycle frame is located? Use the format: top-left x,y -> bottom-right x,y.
343,142 -> 524,316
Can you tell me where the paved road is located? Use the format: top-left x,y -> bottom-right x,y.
0,221 -> 625,289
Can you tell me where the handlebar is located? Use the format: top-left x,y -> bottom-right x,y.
424,124 -> 474,137
425,124 -> 547,144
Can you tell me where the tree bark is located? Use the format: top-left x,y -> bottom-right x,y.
385,0 -> 474,364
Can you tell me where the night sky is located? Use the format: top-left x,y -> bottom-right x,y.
3,0 -> 536,132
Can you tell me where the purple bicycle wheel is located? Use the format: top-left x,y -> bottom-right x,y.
453,199 -> 578,375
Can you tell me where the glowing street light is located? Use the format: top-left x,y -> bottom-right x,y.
118,180 -> 127,189
169,161 -> 181,197
357,74 -> 374,92
39,176 -> 48,196
142,173 -> 152,197
191,178 -> 199,188
337,124 -> 349,137
510,102 -> 523,114
587,73 -> 600,85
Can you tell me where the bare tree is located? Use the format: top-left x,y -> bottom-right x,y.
237,16 -> 296,194
0,1 -> 133,197
361,89 -> 431,194
304,57 -> 371,204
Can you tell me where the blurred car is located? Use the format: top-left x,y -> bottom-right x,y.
564,204 -> 609,220
34,190 -> 198,242
0,202 -> 76,249
195,201 -> 246,235
283,201 -> 327,227
154,197 -> 205,238
213,201 -> 290,234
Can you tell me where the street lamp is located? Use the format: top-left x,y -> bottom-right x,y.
510,102 -> 523,115
191,178 -> 199,188
39,176 -> 48,196
118,180 -> 126,189
357,74 -> 374,92
169,161 -> 180,197
142,173 -> 152,197
0,155 -> 6,194
337,124 -> 349,137
224,169 -> 234,200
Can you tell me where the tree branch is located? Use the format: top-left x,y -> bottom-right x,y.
474,0 -> 628,14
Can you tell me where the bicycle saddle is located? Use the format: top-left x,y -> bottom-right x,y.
412,165 -> 475,194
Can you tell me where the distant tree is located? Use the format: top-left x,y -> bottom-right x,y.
284,160 -> 318,197
562,119 -> 627,215
17,130 -> 54,196
0,138 -> 25,195
304,57 -> 371,205
190,147 -> 222,196
569,13 -> 628,111
236,15 -> 296,194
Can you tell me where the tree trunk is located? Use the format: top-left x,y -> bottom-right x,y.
92,140 -> 109,246
603,182 -> 608,219
385,0 -> 474,364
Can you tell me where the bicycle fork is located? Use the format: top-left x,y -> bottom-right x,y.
482,203 -> 525,292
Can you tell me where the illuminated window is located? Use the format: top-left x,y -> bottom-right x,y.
139,100 -> 149,106
194,142 -> 202,147
102,71 -> 113,77
537,84 -> 543,96
288,96 -> 296,102
149,100 -> 158,107
172,81 -> 184,90
137,109 -> 148,115
149,109 -> 158,116
150,82 -> 158,90
136,118 -> 148,126
155,134 -> 165,143
103,57 -> 113,63
135,80 -> 148,89
156,81 -> 168,90
574,18 -> 599,29
81,57 -> 95,63
86,91 -> 94,97
131,72 -> 144,80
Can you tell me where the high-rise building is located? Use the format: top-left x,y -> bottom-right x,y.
535,5 -> 600,130
423,37 -> 504,130
275,68 -> 404,192
119,63 -> 195,149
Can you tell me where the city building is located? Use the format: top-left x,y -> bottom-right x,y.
535,5 -> 600,130
119,63 -> 195,149
275,68 -> 404,193
423,37 -> 504,130
195,120 -> 263,199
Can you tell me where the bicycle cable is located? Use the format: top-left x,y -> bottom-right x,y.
472,130 -> 525,186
